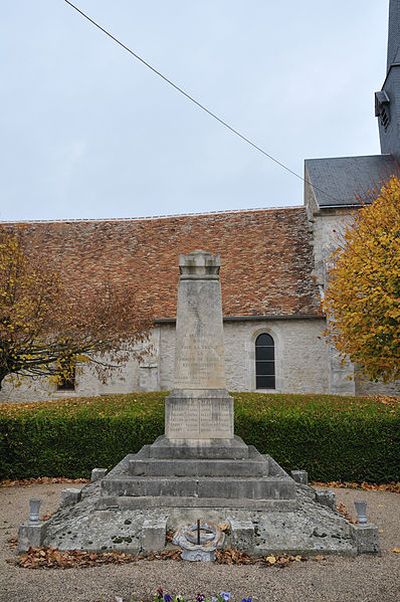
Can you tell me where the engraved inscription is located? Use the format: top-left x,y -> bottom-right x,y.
166,398 -> 233,439
199,400 -> 232,433
168,401 -> 200,436
175,342 -> 224,389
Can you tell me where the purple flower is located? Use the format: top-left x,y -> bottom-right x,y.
242,598 -> 253,602
220,593 -> 231,602
196,595 -> 205,602
164,595 -> 172,602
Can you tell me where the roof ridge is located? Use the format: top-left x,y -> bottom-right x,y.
0,205 -> 303,225
305,154 -> 395,163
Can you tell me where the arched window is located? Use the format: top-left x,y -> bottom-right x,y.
255,333 -> 275,389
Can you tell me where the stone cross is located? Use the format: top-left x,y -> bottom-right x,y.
165,250 -> 234,440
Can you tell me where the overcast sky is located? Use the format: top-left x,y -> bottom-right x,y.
0,1 -> 390,221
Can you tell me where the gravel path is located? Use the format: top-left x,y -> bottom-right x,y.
0,482 -> 399,602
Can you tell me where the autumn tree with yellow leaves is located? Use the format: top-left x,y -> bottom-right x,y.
0,230 -> 152,390
324,176 -> 400,382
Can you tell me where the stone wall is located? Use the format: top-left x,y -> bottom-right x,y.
0,319 -> 330,402
0,352 -> 142,403
355,370 -> 400,397
307,199 -> 356,394
0,331 -> 158,403
305,183 -> 400,396
1,314 -> 398,403
157,318 -> 330,394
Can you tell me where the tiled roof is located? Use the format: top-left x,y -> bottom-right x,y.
1,207 -> 321,319
305,154 -> 399,208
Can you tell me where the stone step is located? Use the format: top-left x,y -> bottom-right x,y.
96,495 -> 297,511
101,476 -> 296,500
148,435 -> 250,460
128,457 -> 269,477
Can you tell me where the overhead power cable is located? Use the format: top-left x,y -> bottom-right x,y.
65,0 -> 345,204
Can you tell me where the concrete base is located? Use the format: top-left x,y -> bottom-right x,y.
38,481 -> 373,556
18,522 -> 47,553
149,435 -> 249,459
60,488 -> 81,507
20,439 -> 380,557
99,438 -> 296,511
350,523 -> 381,554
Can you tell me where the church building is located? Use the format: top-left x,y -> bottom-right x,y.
1,1 -> 400,402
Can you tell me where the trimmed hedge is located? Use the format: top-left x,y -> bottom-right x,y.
0,392 -> 399,483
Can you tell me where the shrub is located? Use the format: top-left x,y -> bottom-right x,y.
0,392 -> 398,482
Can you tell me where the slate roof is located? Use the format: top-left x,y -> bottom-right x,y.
1,207 -> 322,320
387,0 -> 400,71
305,154 -> 400,208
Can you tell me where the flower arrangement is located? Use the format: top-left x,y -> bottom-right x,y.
139,589 -> 252,602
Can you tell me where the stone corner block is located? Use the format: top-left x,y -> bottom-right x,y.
315,489 -> 336,510
227,517 -> 254,552
91,468 -> 108,482
141,517 -> 167,553
18,522 -> 47,553
291,470 -> 309,485
350,523 -> 381,555
60,488 -> 81,507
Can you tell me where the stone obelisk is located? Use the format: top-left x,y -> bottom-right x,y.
165,250 -> 234,440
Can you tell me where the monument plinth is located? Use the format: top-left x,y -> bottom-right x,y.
165,251 -> 233,440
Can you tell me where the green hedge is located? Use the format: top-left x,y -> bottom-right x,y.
0,392 -> 399,482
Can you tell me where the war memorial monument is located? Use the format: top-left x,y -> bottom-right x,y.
19,251 -> 380,557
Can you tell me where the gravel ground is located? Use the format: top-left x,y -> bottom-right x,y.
0,482 -> 399,602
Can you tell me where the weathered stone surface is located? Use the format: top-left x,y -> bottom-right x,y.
41,482 -> 359,555
350,523 -> 381,554
252,485 -> 356,555
96,496 -> 297,512
141,517 -> 167,553
60,488 -> 81,507
91,468 -> 108,482
149,435 -> 249,460
165,391 -> 234,440
173,251 -> 226,391
315,489 -> 336,510
165,251 -> 234,440
101,445 -> 296,508
129,457 -> 269,478
227,517 -> 254,552
101,475 -> 295,501
18,522 -> 47,552
291,470 -> 309,485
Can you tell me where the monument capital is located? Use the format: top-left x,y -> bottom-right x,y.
179,250 -> 220,280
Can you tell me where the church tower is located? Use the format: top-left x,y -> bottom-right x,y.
375,0 -> 400,159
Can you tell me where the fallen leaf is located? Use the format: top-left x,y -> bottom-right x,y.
336,502 -> 357,524
311,481 -> 400,494
6,537 -> 18,550
217,522 -> 231,534
0,477 -> 89,489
